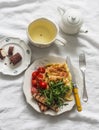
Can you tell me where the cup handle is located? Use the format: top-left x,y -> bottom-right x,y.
54,35 -> 67,46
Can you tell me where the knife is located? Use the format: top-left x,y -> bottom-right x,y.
66,56 -> 82,112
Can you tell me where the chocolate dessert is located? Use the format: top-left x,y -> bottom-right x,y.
10,52 -> 22,65
0,48 -> 6,60
8,46 -> 14,56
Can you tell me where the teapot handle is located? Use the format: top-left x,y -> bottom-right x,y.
57,7 -> 65,16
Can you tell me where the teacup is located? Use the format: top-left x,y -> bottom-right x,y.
27,18 -> 66,48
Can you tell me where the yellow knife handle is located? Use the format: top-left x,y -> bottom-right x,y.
73,87 -> 82,112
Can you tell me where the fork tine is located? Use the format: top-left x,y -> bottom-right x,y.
79,53 -> 86,66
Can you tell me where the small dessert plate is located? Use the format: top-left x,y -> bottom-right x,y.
0,37 -> 31,76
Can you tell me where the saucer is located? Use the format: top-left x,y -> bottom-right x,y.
0,37 -> 31,76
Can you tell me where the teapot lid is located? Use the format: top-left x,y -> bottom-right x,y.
63,8 -> 83,25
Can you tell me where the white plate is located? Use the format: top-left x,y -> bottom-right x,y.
23,55 -> 83,116
0,37 -> 31,76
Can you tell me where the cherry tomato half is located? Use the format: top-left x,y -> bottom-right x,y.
31,87 -> 38,94
39,81 -> 47,89
32,71 -> 39,79
38,67 -> 45,73
32,79 -> 37,87
37,73 -> 43,81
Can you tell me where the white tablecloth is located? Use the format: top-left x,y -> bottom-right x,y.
0,0 -> 99,130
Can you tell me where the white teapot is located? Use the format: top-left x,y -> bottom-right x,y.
58,7 -> 88,35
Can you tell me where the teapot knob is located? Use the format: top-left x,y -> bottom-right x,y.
71,17 -> 76,21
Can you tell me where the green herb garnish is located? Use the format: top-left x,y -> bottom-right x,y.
39,80 -> 71,108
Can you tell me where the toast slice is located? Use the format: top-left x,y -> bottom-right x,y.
32,93 -> 59,112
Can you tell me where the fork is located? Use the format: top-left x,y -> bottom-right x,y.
79,53 -> 88,102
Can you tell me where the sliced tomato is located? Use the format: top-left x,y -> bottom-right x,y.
31,87 -> 38,94
39,81 -> 47,89
32,71 -> 39,79
38,67 -> 45,73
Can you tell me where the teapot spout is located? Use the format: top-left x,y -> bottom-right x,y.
57,7 -> 65,16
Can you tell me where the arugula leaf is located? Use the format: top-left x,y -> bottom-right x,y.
39,80 -> 72,108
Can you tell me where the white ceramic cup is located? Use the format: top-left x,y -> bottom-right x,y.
27,18 -> 66,48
